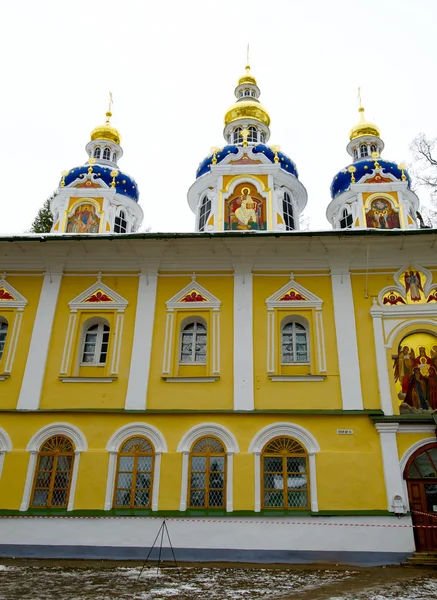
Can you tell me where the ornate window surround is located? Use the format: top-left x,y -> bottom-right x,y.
0,277 -> 27,379
0,426 -> 12,478
162,277 -> 221,381
249,422 -> 320,512
20,422 -> 88,512
60,276 -> 128,381
177,423 -> 239,512
266,274 -> 326,380
105,423 -> 168,511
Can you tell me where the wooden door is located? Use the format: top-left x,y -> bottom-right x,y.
407,480 -> 437,551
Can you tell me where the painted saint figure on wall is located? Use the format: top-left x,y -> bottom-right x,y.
66,203 -> 100,234
226,186 -> 265,230
405,270 -> 424,302
365,198 -> 400,229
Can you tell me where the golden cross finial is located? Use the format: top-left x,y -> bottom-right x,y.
246,43 -> 250,68
110,169 -> 118,188
348,165 -> 357,183
108,92 -> 113,114
358,86 -> 362,108
372,152 -> 381,170
87,157 -> 96,174
398,163 -> 407,181
210,146 -> 221,165
271,145 -> 281,164
60,170 -> 68,187
241,128 -> 249,147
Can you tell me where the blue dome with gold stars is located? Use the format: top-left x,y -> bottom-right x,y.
61,164 -> 139,202
330,159 -> 411,199
196,144 -> 298,179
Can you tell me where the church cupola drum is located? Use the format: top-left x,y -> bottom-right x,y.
49,95 -> 143,235
326,92 -> 420,230
187,63 -> 308,232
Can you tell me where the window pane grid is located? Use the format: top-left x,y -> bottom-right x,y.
281,322 -> 309,364
180,322 -> 207,364
81,323 -> 110,365
198,195 -> 212,232
31,436 -> 74,509
0,320 -> 8,360
113,437 -> 154,508
282,192 -> 295,231
188,437 -> 225,509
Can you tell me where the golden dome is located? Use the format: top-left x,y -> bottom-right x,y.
349,106 -> 380,141
90,111 -> 121,145
224,100 -> 270,127
238,65 -> 257,86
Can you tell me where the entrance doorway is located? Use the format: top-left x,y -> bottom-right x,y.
405,443 -> 437,551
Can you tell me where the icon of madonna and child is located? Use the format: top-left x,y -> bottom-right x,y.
226,187 -> 266,230
66,203 -> 100,234
394,337 -> 437,413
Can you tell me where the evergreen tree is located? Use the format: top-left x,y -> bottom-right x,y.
30,199 -> 54,233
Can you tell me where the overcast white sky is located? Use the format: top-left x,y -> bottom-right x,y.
0,0 -> 436,234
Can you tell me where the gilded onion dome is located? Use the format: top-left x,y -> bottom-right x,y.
349,106 -> 380,141
238,65 -> 257,86
224,64 -> 270,128
90,110 -> 121,145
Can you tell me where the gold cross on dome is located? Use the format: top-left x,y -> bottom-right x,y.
87,157 -> 96,174
241,128 -> 249,147
398,163 -> 407,181
347,165 -> 357,183
108,91 -> 113,114
210,146 -> 221,165
60,170 -> 68,187
110,169 -> 118,188
371,152 -> 381,170
271,145 -> 280,164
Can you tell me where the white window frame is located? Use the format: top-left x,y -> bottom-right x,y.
360,143 -> 368,158
198,194 -> 211,232
81,320 -> 110,366
102,147 -> 111,160
249,422 -> 320,512
177,423 -> 239,512
0,278 -> 27,377
281,318 -> 309,365
179,318 -> 207,365
93,147 -> 101,159
282,191 -> 295,231
114,208 -> 128,234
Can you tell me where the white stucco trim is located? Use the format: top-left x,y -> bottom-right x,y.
20,422 -> 87,512
104,422 -> 167,512
234,268 -> 254,410
177,423 -> 239,512
398,436 -> 437,512
17,271 -> 63,410
331,269 -> 363,410
0,426 -> 12,479
249,422 -> 320,513
375,423 -> 407,513
371,313 -> 394,415
125,271 -> 159,409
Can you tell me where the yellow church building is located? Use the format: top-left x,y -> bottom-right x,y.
0,65 -> 437,564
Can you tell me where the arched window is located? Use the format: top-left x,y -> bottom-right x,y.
103,148 -> 111,160
93,147 -> 101,159
339,207 -> 353,229
260,131 -> 265,144
281,321 -> 308,363
0,318 -> 8,361
370,144 -> 377,154
198,193 -> 211,232
233,127 -> 243,144
360,144 -> 368,158
81,321 -> 110,365
248,126 -> 257,143
180,321 -> 207,363
243,89 -> 251,97
262,436 -> 309,509
114,209 -> 128,233
113,436 -> 154,508
282,192 -> 295,231
353,148 -> 358,160
238,91 -> 244,98
188,436 -> 225,508
30,435 -> 75,508
112,152 -> 117,162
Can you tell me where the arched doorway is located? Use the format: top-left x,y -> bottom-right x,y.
404,443 -> 437,551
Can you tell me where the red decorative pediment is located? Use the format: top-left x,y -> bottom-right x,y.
0,288 -> 14,301
84,290 -> 114,303
75,182 -> 101,188
279,289 -> 306,301
180,290 -> 208,303
365,174 -> 392,184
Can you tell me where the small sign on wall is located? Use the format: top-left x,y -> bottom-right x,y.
337,429 -> 354,435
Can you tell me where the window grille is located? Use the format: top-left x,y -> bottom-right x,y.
370,144 -> 377,154
198,194 -> 211,232
282,192 -> 295,230
281,322 -> 308,363
353,148 -> 358,160
262,436 -> 309,509
0,319 -> 8,360
31,435 -> 75,508
82,322 -> 110,365
360,144 -> 368,158
339,208 -> 353,229
113,436 -> 154,508
189,436 -> 226,509
103,148 -> 111,160
114,210 -> 128,233
93,147 -> 101,159
180,322 -> 207,363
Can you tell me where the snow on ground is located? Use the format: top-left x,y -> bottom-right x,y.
0,562 -> 435,600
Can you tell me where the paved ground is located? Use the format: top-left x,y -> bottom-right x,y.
0,560 -> 436,599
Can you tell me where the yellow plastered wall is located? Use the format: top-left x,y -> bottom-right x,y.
397,433 -> 436,469
40,275 -> 138,409
0,414 -> 387,512
0,275 -> 44,409
253,274 -> 341,410
147,275 -> 234,410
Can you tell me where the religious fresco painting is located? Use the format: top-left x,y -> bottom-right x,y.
66,203 -> 100,233
394,332 -> 437,414
225,184 -> 266,230
381,266 -> 437,305
365,198 -> 400,229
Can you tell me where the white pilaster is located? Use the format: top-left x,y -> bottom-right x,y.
371,309 -> 394,415
151,453 -> 162,511
104,452 -> 117,510
254,452 -> 261,512
67,452 -> 81,511
233,268 -> 254,410
20,451 -> 38,511
179,451 -> 189,511
330,269 -> 363,410
17,271 -> 63,410
125,270 -> 158,410
226,452 -> 234,513
375,423 -> 406,513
